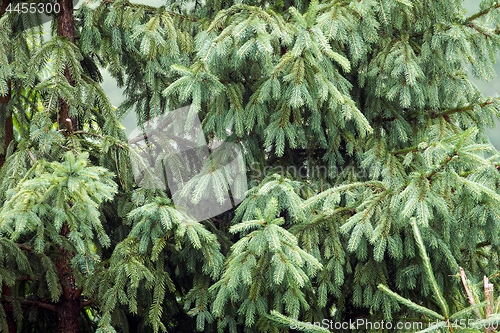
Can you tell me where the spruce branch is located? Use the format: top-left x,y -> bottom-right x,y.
264,310 -> 331,332
396,3 -> 500,44
293,207 -> 354,235
16,243 -> 32,251
393,144 -> 434,156
411,218 -> 449,318
101,0 -> 198,22
71,131 -> 127,150
433,100 -> 496,119
377,284 -> 445,320
2,298 -> 58,312
382,99 -> 497,129
466,3 -> 500,23
426,153 -> 457,180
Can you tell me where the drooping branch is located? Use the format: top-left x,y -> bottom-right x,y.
377,99 -> 498,127
100,0 -> 198,22
2,297 -> 59,313
426,152 -> 458,181
72,131 -> 127,149
432,100 -> 495,119
16,243 -> 33,251
466,3 -> 500,23
293,207 -> 355,235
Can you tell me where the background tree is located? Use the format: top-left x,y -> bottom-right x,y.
2,0 -> 500,333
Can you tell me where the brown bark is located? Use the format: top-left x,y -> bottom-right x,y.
54,221 -> 82,333
55,3 -> 81,333
57,0 -> 77,134
56,0 -> 75,43
1,283 -> 16,333
0,0 -> 12,169
0,95 -> 13,168
1,1 -> 15,330
57,298 -> 80,333
0,1 -> 10,19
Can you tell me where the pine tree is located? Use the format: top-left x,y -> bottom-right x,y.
2,0 -> 500,332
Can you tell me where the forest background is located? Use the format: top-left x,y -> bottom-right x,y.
2,0 -> 500,332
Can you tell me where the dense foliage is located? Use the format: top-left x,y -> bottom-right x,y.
2,0 -> 500,332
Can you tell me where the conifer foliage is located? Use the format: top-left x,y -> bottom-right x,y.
2,0 -> 500,332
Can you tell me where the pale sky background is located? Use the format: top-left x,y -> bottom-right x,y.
87,0 -> 500,149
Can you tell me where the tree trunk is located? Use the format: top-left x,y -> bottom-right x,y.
55,3 -> 81,333
0,0 -> 13,169
57,0 -> 77,134
0,2 -> 15,331
57,298 -> 80,333
0,83 -> 12,169
1,283 -> 16,333
55,221 -> 82,333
